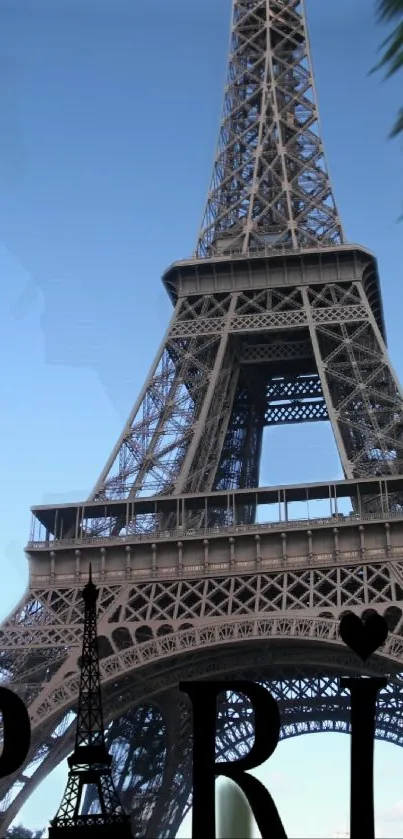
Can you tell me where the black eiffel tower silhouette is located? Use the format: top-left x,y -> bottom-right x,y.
48,567 -> 133,838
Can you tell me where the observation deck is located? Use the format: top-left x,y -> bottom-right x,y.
162,244 -> 386,340
27,475 -> 403,586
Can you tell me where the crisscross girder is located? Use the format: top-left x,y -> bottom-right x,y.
196,0 -> 344,257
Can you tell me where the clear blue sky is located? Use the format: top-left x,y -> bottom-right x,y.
0,0 -> 402,836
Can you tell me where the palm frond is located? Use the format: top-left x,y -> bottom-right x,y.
391,107 -> 403,137
375,0 -> 403,22
372,0 -> 403,137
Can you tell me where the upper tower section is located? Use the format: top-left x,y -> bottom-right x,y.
196,0 -> 344,258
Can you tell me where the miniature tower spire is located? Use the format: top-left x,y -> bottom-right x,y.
48,566 -> 133,838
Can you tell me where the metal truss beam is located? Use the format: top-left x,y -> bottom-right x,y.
196,0 -> 344,257
238,339 -> 313,365
265,372 -> 327,425
87,279 -> 403,504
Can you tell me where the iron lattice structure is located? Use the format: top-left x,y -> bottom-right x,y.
1,0 -> 403,836
48,569 -> 132,838
196,0 -> 343,257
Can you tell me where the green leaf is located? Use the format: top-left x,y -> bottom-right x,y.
375,0 -> 403,22
372,0 -> 403,138
390,107 -> 403,137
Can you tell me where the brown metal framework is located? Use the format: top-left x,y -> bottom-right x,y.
196,0 -> 343,256
1,1 -> 403,837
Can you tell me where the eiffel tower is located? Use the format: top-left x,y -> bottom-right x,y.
48,568 -> 132,838
2,0 -> 403,836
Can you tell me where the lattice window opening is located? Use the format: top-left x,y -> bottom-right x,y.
265,400 -> 327,424
41,591 -> 77,620
133,770 -> 165,798
318,324 -> 376,358
325,386 -> 403,459
354,411 -> 403,435
236,288 -> 304,316
82,785 -> 104,816
124,512 -> 160,536
366,573 -> 393,599
105,714 -> 167,788
11,599 -> 44,627
176,294 -> 232,323
0,657 -> 14,685
215,693 -> 255,762
273,677 -> 338,702
12,649 -> 72,693
367,446 -> 402,464
0,780 -> 24,809
91,343 -> 219,502
165,344 -> 217,397
332,375 -> 400,408
83,515 -> 124,539
107,723 -> 165,776
339,574 -> 366,600
50,710 -> 76,742
309,283 -> 362,308
266,375 -> 323,400
203,506 -> 234,529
